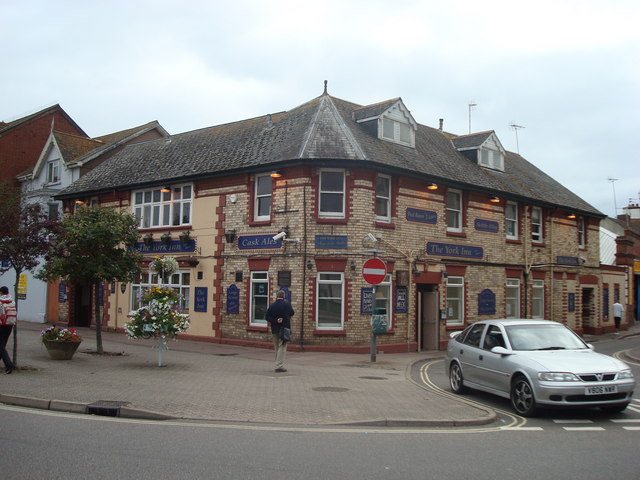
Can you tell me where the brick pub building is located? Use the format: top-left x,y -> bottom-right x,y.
57,85 -> 628,351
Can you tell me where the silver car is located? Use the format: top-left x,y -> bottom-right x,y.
444,319 -> 635,416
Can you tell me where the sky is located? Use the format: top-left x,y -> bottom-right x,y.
2,0 -> 638,218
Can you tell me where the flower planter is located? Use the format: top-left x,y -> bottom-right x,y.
43,340 -> 81,360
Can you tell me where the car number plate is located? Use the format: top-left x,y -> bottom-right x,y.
585,385 -> 617,395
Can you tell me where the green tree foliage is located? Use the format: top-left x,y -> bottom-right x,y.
37,205 -> 142,354
0,181 -> 61,365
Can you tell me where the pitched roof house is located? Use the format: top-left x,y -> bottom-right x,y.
0,105 -> 86,186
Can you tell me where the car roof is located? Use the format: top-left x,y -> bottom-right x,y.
477,319 -> 562,327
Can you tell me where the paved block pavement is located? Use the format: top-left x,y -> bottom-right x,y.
0,322 -> 495,426
2,322 -> 638,426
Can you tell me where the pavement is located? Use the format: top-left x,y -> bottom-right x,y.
1,321 -> 639,427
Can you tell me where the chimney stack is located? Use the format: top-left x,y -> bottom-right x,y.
439,118 -> 444,131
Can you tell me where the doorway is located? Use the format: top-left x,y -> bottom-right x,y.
581,288 -> 594,329
73,284 -> 91,327
418,285 -> 439,351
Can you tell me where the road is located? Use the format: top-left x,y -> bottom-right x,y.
2,335 -> 639,479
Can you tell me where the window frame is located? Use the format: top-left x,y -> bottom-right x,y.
532,279 -> 544,319
380,116 -> 414,147
131,269 -> 191,312
578,216 -> 586,248
254,174 -> 273,222
46,160 -> 60,184
318,169 -> 345,219
133,184 -> 192,229
316,272 -> 344,329
446,189 -> 463,233
375,175 -> 391,223
505,201 -> 518,240
249,271 -> 269,327
506,278 -> 520,318
374,274 -> 393,326
531,206 -> 543,243
446,276 -> 465,326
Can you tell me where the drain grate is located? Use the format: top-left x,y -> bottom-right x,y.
358,376 -> 387,380
87,400 -> 130,417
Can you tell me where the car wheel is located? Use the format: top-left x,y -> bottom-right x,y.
449,362 -> 468,394
511,376 -> 537,417
601,403 -> 629,413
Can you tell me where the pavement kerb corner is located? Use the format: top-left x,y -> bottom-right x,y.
403,356 -> 498,427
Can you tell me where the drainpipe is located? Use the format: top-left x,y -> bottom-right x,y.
300,185 -> 307,348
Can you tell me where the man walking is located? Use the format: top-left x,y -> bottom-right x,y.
266,290 -> 294,373
613,300 -> 624,329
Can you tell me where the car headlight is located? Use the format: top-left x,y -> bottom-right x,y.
538,372 -> 580,382
618,369 -> 634,380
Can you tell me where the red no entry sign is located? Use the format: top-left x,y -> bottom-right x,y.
362,258 -> 387,285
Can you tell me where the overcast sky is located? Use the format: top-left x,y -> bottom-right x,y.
2,0 -> 638,218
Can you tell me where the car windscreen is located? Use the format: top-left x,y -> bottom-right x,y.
504,324 -> 588,351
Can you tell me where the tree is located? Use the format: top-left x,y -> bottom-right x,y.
37,205 -> 142,354
0,181 -> 61,365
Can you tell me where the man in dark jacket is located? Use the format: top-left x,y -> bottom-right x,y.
266,289 -> 294,372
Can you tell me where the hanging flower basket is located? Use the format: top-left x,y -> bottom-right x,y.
124,286 -> 190,366
149,255 -> 178,280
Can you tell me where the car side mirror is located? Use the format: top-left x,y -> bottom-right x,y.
491,346 -> 513,355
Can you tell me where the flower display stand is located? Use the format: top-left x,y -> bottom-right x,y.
43,340 -> 81,360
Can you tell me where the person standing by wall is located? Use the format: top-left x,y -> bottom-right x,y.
613,300 -> 624,329
266,289 -> 294,373
0,286 -> 17,374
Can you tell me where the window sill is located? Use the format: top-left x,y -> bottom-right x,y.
316,218 -> 348,225
374,221 -> 395,229
313,329 -> 346,336
248,220 -> 272,227
138,225 -> 192,232
446,231 -> 466,238
505,238 -> 522,245
247,325 -> 269,333
532,242 -> 546,248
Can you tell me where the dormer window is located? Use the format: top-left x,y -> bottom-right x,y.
382,117 -> 412,145
452,131 -> 505,172
354,98 -> 416,148
480,147 -> 503,170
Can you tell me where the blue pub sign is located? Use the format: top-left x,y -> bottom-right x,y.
478,289 -> 496,315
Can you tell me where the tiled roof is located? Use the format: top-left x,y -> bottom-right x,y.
451,131 -> 494,149
57,93 -> 602,216
0,104 -> 87,137
54,131 -> 103,163
353,98 -> 400,121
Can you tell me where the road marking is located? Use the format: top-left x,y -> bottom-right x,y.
626,405 -> 640,413
552,419 -> 593,424
622,427 -> 640,431
562,427 -> 605,431
610,419 -> 640,423
502,427 -> 544,431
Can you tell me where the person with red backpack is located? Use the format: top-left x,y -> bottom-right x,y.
0,286 -> 17,374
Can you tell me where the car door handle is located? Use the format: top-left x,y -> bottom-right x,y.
479,355 -> 484,361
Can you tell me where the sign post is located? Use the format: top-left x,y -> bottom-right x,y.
362,257 -> 387,362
